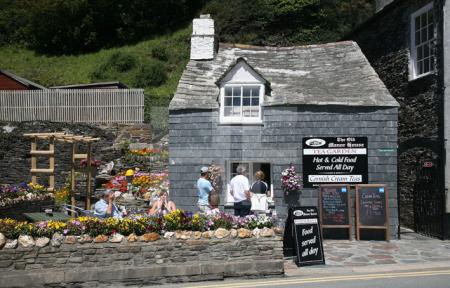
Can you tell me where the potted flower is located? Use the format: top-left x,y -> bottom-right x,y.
281,165 -> 301,195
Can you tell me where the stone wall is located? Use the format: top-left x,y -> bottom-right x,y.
0,236 -> 283,287
0,121 -> 153,188
351,0 -> 442,230
169,106 -> 398,239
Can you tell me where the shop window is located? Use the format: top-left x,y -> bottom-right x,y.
225,161 -> 274,205
410,3 -> 435,79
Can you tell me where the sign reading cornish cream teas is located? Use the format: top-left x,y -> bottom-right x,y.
291,206 -> 325,267
302,137 -> 368,188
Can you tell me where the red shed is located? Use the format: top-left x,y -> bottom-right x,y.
0,70 -> 47,90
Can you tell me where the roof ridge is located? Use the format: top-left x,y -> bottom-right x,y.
220,41 -> 356,50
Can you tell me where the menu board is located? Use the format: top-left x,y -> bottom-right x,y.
320,185 -> 350,226
356,184 -> 390,240
291,207 -> 325,267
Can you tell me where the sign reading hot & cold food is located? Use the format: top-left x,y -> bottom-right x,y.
302,137 -> 368,188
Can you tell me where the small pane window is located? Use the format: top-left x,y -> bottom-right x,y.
243,87 -> 251,96
233,86 -> 240,96
411,3 -> 435,79
251,87 -> 259,96
224,107 -> 232,116
221,85 -> 262,123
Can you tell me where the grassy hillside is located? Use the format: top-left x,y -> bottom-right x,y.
0,26 -> 192,126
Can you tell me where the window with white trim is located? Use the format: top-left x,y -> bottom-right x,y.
225,161 -> 274,205
220,84 -> 264,124
410,3 -> 435,79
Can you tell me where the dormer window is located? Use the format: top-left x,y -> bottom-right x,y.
217,58 -> 268,124
221,84 -> 264,123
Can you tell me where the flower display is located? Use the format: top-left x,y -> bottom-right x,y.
281,165 -> 301,195
207,164 -> 222,192
28,182 -> 47,193
104,170 -> 169,199
245,214 -> 274,230
36,220 -> 67,238
204,210 -> 234,230
163,209 -> 193,231
0,210 -> 276,239
54,186 -> 70,206
127,148 -> 168,158
0,183 -> 54,207
123,149 -> 169,168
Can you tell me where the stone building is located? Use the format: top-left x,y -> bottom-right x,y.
350,0 -> 449,238
169,16 -> 399,238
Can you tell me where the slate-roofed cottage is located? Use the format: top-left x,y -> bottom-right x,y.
350,0 -> 449,239
170,15 -> 399,239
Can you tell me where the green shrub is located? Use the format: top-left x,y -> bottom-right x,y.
89,63 -> 111,81
151,45 -> 168,61
89,52 -> 137,81
107,51 -> 137,72
133,61 -> 167,88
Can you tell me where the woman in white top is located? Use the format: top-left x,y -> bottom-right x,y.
250,170 -> 269,214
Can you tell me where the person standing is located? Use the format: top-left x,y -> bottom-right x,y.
197,166 -> 214,212
250,170 -> 269,214
230,164 -> 251,217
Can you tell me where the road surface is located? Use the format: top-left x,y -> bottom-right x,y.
163,268 -> 450,288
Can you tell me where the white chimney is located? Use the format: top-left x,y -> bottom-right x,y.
190,15 -> 216,60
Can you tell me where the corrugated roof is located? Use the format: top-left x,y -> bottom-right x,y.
170,41 -> 398,110
0,70 -> 47,90
50,81 -> 128,89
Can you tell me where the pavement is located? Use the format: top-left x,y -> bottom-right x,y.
285,228 -> 450,277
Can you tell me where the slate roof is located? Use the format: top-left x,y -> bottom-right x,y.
170,41 -> 398,110
0,70 -> 47,90
50,81 -> 128,89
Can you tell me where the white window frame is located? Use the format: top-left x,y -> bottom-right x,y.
219,83 -> 264,124
410,2 -> 435,80
225,161 -> 274,206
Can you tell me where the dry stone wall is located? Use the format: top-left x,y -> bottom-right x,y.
0,235 -> 283,287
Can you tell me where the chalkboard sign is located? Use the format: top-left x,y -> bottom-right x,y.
291,207 -> 325,267
356,184 -> 390,241
319,185 -> 352,240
